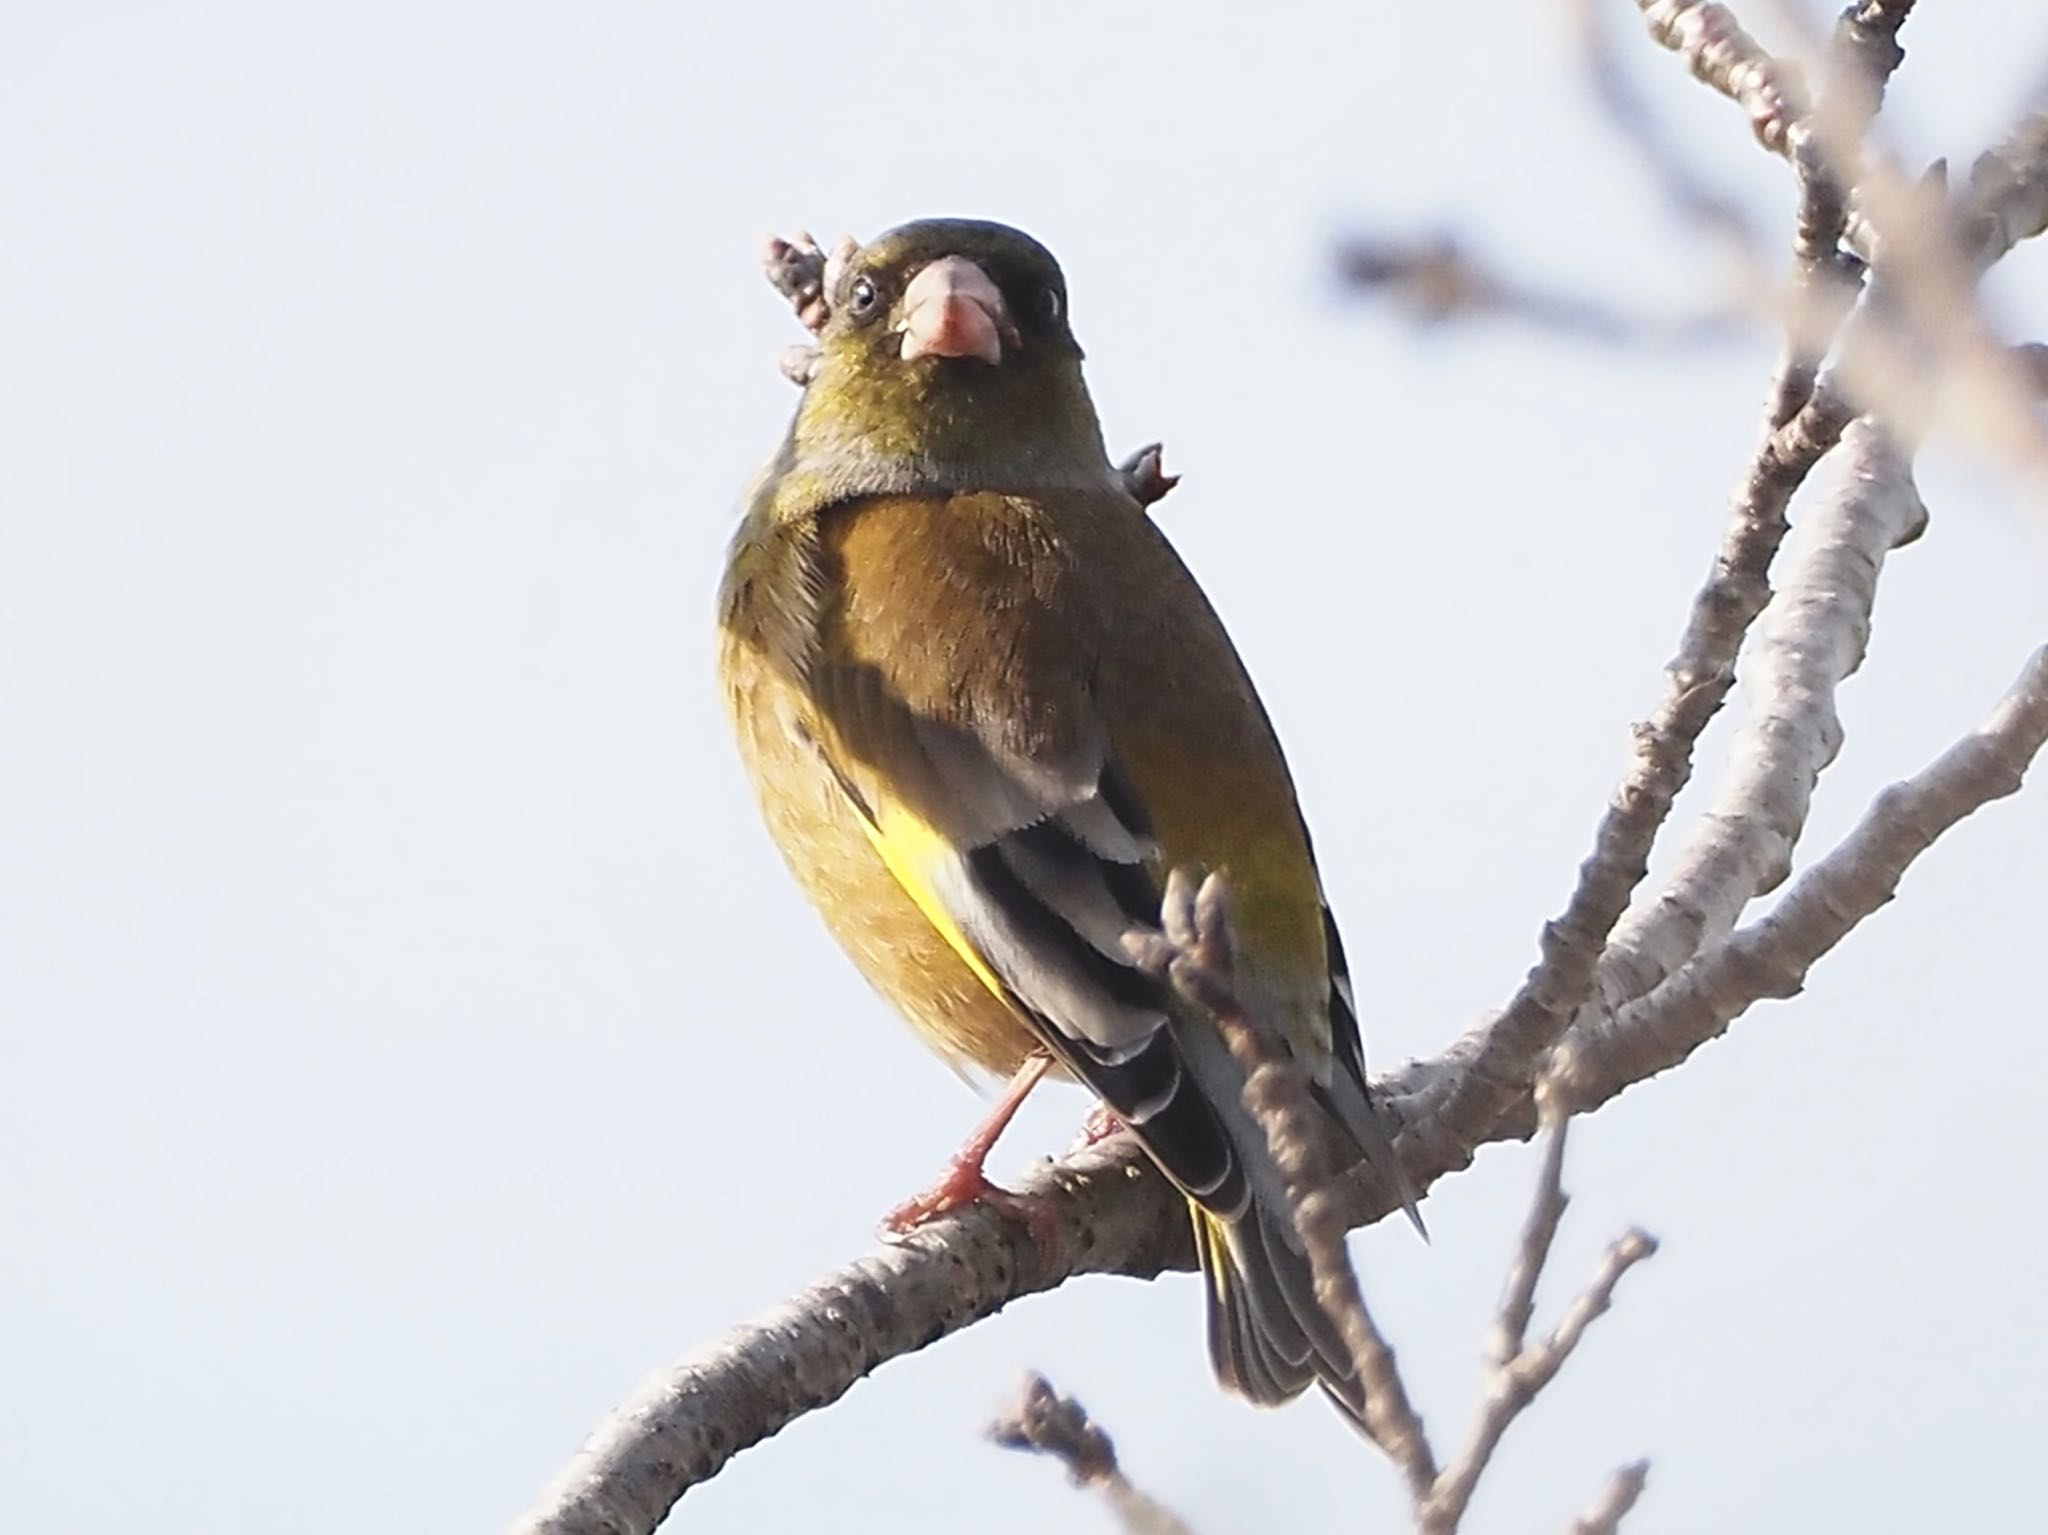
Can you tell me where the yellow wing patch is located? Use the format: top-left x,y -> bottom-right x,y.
857,806 -> 1011,1003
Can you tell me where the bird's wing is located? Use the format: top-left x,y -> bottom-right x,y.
809,657 -> 1257,1218
803,491 -> 1275,1220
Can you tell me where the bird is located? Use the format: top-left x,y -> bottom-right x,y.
717,217 -> 1413,1414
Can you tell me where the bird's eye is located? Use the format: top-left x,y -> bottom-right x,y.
847,276 -> 881,322
1038,285 -> 1063,323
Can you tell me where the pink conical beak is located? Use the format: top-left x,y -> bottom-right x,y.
899,256 -> 1011,365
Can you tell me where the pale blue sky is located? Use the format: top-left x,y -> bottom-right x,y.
5,5 -> 2046,1533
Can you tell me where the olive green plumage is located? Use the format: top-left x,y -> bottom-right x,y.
718,217 -> 1406,1412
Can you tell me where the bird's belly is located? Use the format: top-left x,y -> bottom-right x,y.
726,659 -> 1043,1079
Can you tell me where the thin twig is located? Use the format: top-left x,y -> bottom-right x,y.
1569,1460 -> 1653,1535
1768,0 -> 1915,424
1418,1083 -> 1659,1535
1634,1 -> 1815,162
1422,1230 -> 1659,1534
1130,870 -> 1439,1496
987,1374 -> 1203,1535
1632,3 -> 2048,486
1489,1082 -> 1572,1370
1335,232 -> 1743,345
1565,0 -> 1761,249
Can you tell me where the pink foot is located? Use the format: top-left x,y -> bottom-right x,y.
1070,1104 -> 1127,1150
881,1053 -> 1060,1243
883,1155 -> 1004,1233
882,1158 -> 1060,1248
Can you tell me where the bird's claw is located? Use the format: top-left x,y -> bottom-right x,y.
1068,1104 -> 1127,1150
881,1158 -> 1060,1248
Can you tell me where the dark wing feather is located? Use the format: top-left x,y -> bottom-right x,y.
809,655 -> 1251,1216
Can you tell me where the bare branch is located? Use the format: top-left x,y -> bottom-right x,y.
1489,1084 -> 1572,1370
1540,1231 -> 1662,1380
1353,12 -> 2039,488
1633,1 -> 1814,162
1424,1229 -> 1658,1533
1418,1085 -> 1659,1535
1581,417 -> 1925,1026
1563,641 -> 2048,1104
1831,153 -> 2048,483
1569,1461 -> 1653,1535
1630,5 -> 2048,485
1414,381 -> 1850,1171
506,1136 -> 1190,1535
1958,111 -> 2048,272
987,1374 -> 1203,1535
1130,890 -> 1659,1535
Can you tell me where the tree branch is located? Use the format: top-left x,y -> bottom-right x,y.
1581,417 -> 1924,1023
507,1138 -> 1187,1535
1560,640 -> 2048,1104
1958,111 -> 2048,272
1408,379 -> 1849,1176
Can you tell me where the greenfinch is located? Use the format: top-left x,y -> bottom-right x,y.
718,218 -> 1407,1413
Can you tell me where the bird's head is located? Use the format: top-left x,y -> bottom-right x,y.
782,219 -> 1112,501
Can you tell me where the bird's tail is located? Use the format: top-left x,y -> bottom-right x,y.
1191,1205 -> 1368,1417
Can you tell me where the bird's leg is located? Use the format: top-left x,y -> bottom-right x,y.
1069,1103 -> 1126,1150
882,1053 -> 1054,1237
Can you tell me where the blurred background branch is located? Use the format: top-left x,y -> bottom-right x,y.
988,1374 -> 1204,1535
1333,231 -> 1746,346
